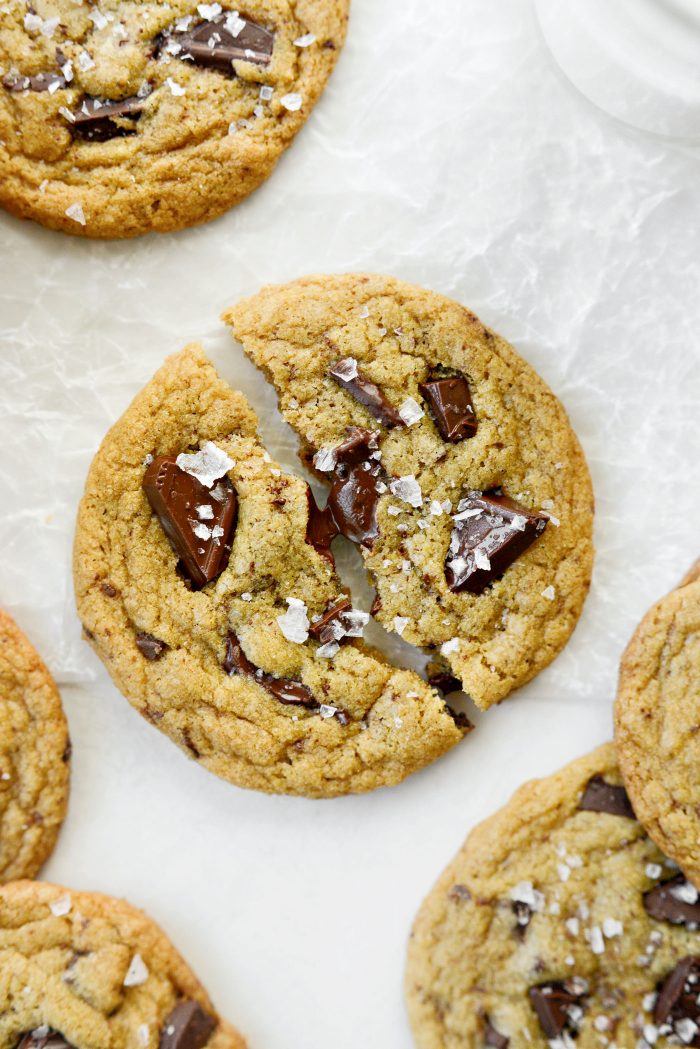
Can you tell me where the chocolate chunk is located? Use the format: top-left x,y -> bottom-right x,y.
653,956 -> 700,1035
446,490 -> 547,594
578,775 -> 636,819
326,427 -> 383,548
305,487 -> 337,563
329,359 -> 404,429
70,94 -> 147,141
15,1032 -> 75,1049
166,14 -> 273,72
136,632 -> 168,661
3,71 -> 66,92
101,582 -> 117,597
446,706 -> 472,731
159,1000 -> 217,1049
224,633 -> 317,708
428,672 -> 463,694
143,456 -> 237,589
484,1018 -> 509,1049
512,900 -> 532,939
309,597 -> 352,644
644,874 -> 700,926
528,981 -> 587,1039
419,375 -> 477,443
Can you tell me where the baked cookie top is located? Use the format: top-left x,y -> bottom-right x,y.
223,274 -> 594,710
0,610 -> 69,882
616,564 -> 700,889
406,743 -> 700,1049
73,344 -> 468,798
0,879 -> 245,1049
0,0 -> 348,238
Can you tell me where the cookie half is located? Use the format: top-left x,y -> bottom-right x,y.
406,742 -> 700,1048
616,564 -> 700,889
0,610 -> 70,882
73,345 -> 469,798
0,879 -> 245,1048
223,274 -> 594,710
0,1 -> 348,238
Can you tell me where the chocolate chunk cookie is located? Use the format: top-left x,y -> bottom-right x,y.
0,1 -> 348,238
0,879 -> 245,1048
405,743 -> 700,1049
223,274 -> 594,710
616,563 -> 700,890
73,345 -> 469,798
0,610 -> 69,881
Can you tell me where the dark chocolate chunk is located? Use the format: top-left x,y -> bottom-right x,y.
136,632 -> 168,661
165,14 -> 273,72
484,1017 -> 509,1049
309,597 -> 352,644
446,706 -> 472,731
644,874 -> 700,926
305,487 -> 337,564
528,981 -> 587,1039
15,1031 -> 75,1049
326,427 -> 383,548
428,672 -> 463,694
3,70 -> 66,93
445,490 -> 547,594
512,900 -> 532,939
653,956 -> 700,1036
143,456 -> 237,589
578,775 -> 636,819
419,375 -> 477,443
101,582 -> 117,597
224,633 -> 316,708
329,359 -> 404,429
69,94 -> 147,141
159,1000 -> 217,1049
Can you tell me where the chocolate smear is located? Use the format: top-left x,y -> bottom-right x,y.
419,375 -> 477,443
578,775 -> 636,819
326,427 -> 383,548
653,956 -> 700,1038
309,597 -> 352,644
159,1000 -> 217,1049
644,874 -> 700,926
528,980 -> 587,1039
70,94 -> 147,141
136,632 -> 168,661
305,487 -> 337,564
143,456 -> 237,589
164,14 -> 273,72
15,1032 -> 76,1049
484,1018 -> 509,1049
4,71 -> 66,93
329,359 -> 404,429
446,490 -> 547,594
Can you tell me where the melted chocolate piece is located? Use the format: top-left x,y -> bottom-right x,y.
4,71 -> 66,92
143,456 -> 237,589
644,874 -> 700,926
305,487 -> 337,564
69,94 -> 147,141
224,633 -> 316,708
445,491 -> 547,594
578,775 -> 635,819
428,672 -> 463,694
528,981 -> 587,1039
484,1018 -> 509,1049
446,707 -> 472,731
326,427 -> 383,548
654,956 -> 700,1038
329,359 -> 404,429
15,1032 -> 75,1049
419,375 -> 477,443
136,632 -> 168,660
167,14 -> 273,72
309,597 -> 352,644
159,1001 -> 217,1049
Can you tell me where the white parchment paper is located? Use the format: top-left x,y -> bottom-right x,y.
2,2 -> 700,1046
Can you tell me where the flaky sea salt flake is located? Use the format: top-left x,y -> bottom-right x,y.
394,616 -> 409,636
441,638 -> 460,656
65,202 -> 86,225
389,475 -> 422,508
316,640 -> 339,658
197,2 -> 222,16
318,704 -> 337,719
398,396 -> 424,426
176,441 -> 234,488
313,446 -> 337,472
166,77 -> 186,96
276,598 -> 309,644
541,585 -> 556,601
294,32 -> 316,46
49,895 -> 71,917
123,953 -> 149,987
280,92 -> 302,111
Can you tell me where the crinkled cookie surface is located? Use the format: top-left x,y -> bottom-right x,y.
406,743 -> 700,1049
616,564 -> 700,890
0,609 -> 69,882
73,344 -> 468,798
0,0 -> 349,237
224,274 -> 594,710
0,880 -> 245,1049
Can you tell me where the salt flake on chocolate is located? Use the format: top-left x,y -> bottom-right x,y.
276,598 -> 309,644
389,475 -> 422,508
313,446 -> 337,472
176,441 -> 234,488
331,356 -> 358,381
316,640 -> 339,658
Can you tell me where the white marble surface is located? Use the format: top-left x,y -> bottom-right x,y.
2,1 -> 700,1046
